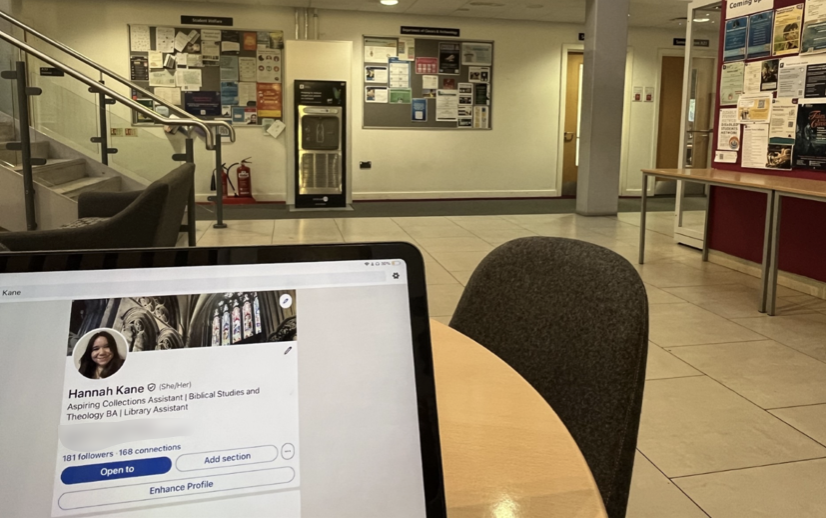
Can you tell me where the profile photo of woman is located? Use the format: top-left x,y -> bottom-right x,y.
78,331 -> 125,379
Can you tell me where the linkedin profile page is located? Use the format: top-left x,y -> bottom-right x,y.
0,262 -> 427,518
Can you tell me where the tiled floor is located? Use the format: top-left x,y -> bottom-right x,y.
186,211 -> 826,517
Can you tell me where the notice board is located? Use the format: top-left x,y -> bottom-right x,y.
127,25 -> 284,126
362,36 -> 494,130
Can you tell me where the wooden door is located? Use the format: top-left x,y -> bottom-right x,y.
562,52 -> 583,196
657,56 -> 684,168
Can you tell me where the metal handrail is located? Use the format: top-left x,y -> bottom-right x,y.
0,29 -> 222,149
0,10 -> 236,142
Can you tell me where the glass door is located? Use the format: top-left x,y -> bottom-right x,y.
675,0 -> 721,248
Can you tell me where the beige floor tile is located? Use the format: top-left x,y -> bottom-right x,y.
645,284 -> 686,304
448,215 -> 518,230
737,274 -> 803,297
198,231 -> 273,247
675,459 -> 826,518
214,219 -> 275,236
343,234 -> 414,244
429,250 -> 491,272
770,405 -> 826,446
414,236 -> 495,253
392,216 -> 453,227
663,284 -> 818,319
731,313 -> 826,362
500,214 -> 570,225
670,340 -> 826,409
335,217 -> 403,233
404,224 -> 476,240
423,260 -> 461,286
646,343 -> 702,381
649,303 -> 766,347
466,227 -> 537,246
635,262 -> 754,289
638,376 -> 826,478
272,219 -> 344,244
427,284 -> 465,317
450,270 -> 474,287
626,451 -> 708,518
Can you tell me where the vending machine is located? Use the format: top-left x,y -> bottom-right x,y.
294,80 -> 347,209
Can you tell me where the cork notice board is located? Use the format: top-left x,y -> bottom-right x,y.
363,36 -> 494,130
127,25 -> 284,127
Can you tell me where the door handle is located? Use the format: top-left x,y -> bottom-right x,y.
564,132 -> 575,142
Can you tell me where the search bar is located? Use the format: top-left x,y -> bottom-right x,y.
2,271 -> 389,302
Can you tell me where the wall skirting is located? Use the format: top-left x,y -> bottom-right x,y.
352,189 -> 559,201
709,250 -> 826,300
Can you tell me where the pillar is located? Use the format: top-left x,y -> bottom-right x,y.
576,0 -> 630,216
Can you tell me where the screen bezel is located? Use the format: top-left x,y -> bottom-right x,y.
0,242 -> 447,518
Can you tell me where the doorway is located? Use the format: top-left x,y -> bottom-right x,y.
562,51 -> 583,197
657,56 -> 685,169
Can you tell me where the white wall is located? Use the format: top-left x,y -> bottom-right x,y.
14,0 -> 686,201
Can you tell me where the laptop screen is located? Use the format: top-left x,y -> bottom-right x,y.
0,256 -> 433,517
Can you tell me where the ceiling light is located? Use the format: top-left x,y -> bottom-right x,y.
380,0 -> 399,5
693,17 -> 710,22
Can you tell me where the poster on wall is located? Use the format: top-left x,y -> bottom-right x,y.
769,98 -> 798,139
365,86 -> 388,103
805,62 -> 826,96
183,91 -> 220,116
439,43 -> 461,75
130,25 -> 150,52
715,150 -> 739,163
398,37 -> 415,61
256,83 -> 282,118
436,89 -> 459,121
156,27 -> 175,53
718,108 -> 741,151
741,123 -> 770,168
130,56 -> 149,81
473,105 -> 490,129
725,17 -> 749,62
474,83 -> 490,105
773,4 -> 804,56
461,42 -> 493,66
720,62 -> 745,105
256,49 -> 282,83
365,37 -> 398,63
412,98 -> 427,122
388,58 -> 411,88
761,59 -> 780,91
747,11 -> 774,59
468,66 -> 490,83
766,142 -> 793,169
778,56 -> 807,97
737,93 -> 773,123
416,57 -> 438,74
744,61 -> 762,93
390,88 -> 412,104
802,0 -> 826,54
793,102 -> 826,169
365,66 -> 388,83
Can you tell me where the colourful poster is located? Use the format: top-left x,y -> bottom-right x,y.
412,98 -> 427,122
793,102 -> 826,169
243,32 -> 257,51
773,4 -> 803,56
725,16 -> 749,62
747,11 -> 774,59
416,57 -> 438,74
257,83 -> 282,118
438,43 -> 460,75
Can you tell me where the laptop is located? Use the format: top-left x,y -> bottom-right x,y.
0,243 -> 446,518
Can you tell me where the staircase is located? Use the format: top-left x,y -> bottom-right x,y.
0,119 -> 126,231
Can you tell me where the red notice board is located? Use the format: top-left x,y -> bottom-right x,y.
709,0 -> 826,283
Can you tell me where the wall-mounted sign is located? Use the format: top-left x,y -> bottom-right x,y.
39,67 -> 64,77
181,16 -> 233,26
579,33 -> 585,41
673,38 -> 711,47
725,0 -> 773,20
401,26 -> 460,37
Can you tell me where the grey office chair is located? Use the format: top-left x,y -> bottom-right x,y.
450,237 -> 648,518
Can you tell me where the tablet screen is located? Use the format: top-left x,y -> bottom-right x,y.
0,255 -> 436,517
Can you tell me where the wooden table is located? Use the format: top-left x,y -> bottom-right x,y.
431,321 -> 607,518
640,168 -> 826,315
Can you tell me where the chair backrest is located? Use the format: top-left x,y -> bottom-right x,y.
449,237 -> 648,518
147,163 -> 195,247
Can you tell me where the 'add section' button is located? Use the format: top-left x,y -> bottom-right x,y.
176,445 -> 278,472
61,457 -> 172,485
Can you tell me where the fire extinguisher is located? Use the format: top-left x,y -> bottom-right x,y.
211,163 -> 237,197
236,158 -> 253,198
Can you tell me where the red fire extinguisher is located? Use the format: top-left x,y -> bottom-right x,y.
236,158 -> 253,198
211,163 -> 237,197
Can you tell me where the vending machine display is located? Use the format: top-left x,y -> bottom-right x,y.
294,80 -> 347,209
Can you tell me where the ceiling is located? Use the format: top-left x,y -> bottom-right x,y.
173,0 -> 721,31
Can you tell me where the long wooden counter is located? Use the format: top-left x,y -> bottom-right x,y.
639,168 -> 826,315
